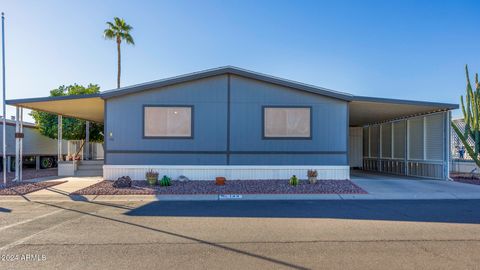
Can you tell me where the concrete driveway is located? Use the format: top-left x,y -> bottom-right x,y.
351,171 -> 480,199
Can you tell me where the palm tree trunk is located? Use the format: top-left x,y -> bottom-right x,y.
116,38 -> 121,88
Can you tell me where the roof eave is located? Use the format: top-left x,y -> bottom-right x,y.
6,93 -> 102,105
352,95 -> 459,110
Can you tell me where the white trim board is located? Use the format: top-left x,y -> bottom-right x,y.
103,165 -> 350,180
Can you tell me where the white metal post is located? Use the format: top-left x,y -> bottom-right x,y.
19,107 -> 22,181
423,116 -> 427,161
379,125 -> 382,172
445,111 -> 452,180
57,115 -> 62,162
14,107 -> 19,181
391,123 -> 394,159
1,13 -> 6,185
405,119 -> 409,176
85,120 -> 89,160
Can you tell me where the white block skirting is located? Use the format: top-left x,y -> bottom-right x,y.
103,165 -> 350,180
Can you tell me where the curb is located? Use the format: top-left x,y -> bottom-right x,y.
2,192 -> 480,202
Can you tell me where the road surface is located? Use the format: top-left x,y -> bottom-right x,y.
1,199 -> 479,269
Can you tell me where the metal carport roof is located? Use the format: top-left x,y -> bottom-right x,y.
6,94 -> 104,123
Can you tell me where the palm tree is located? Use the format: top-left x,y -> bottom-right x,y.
104,17 -> 134,88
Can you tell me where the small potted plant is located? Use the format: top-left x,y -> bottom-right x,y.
145,169 -> 159,186
215,176 -> 226,185
307,169 -> 318,184
289,175 -> 299,186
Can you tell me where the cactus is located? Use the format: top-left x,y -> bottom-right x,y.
159,175 -> 171,187
452,65 -> 480,167
289,175 -> 299,186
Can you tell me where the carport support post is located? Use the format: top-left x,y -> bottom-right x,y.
57,115 -> 62,162
444,111 -> 451,179
405,119 -> 409,176
14,107 -> 19,181
19,108 -> 23,181
85,121 -> 89,160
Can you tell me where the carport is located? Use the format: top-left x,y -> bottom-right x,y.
6,94 -> 104,180
349,96 -> 457,180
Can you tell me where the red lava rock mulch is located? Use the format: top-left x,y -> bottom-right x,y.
0,181 -> 67,196
452,177 -> 480,185
3,168 -> 58,181
450,173 -> 480,186
72,179 -> 367,195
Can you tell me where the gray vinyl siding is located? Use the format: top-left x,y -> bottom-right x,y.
105,74 -> 348,165
106,153 -> 227,165
229,75 -> 347,152
381,123 -> 392,158
229,154 -> 347,165
105,75 -> 228,165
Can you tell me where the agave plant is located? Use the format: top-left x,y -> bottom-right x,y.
451,65 -> 480,167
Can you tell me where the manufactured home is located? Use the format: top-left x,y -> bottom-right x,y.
6,66 -> 457,180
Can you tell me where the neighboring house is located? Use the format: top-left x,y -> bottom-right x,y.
7,66 -> 458,180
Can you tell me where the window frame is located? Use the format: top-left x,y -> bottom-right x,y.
262,105 -> 313,140
143,104 -> 194,139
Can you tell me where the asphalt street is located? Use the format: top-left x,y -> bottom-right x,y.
1,199 -> 480,269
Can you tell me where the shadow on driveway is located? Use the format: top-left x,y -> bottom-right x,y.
0,207 -> 11,213
125,199 -> 480,224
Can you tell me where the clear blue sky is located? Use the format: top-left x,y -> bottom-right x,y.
2,0 -> 479,121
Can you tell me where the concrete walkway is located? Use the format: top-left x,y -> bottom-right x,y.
2,172 -> 480,201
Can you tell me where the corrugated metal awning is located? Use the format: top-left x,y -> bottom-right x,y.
6,94 -> 104,123
349,97 -> 458,126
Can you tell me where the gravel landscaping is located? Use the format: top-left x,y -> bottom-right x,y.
2,168 -> 58,181
0,181 -> 67,195
72,179 -> 367,195
0,168 -> 62,195
450,173 -> 480,186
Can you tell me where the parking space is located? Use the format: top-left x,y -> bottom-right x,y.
351,170 -> 480,199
